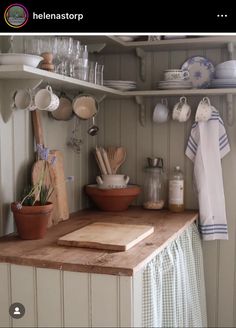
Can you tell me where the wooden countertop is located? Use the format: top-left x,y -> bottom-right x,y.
0,207 -> 198,276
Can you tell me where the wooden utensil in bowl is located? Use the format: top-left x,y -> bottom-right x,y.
106,146 -> 126,174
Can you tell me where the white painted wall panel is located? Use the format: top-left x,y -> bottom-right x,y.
133,269 -> 143,327
36,268 -> 63,327
119,276 -> 133,327
11,264 -> 36,327
0,263 -> 11,328
63,271 -> 89,327
91,273 -> 118,327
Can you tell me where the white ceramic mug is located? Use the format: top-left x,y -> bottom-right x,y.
153,98 -> 169,123
35,86 -> 59,111
164,69 -> 190,81
172,96 -> 191,122
13,88 -> 36,111
195,97 -> 212,122
72,94 -> 98,119
96,174 -> 129,189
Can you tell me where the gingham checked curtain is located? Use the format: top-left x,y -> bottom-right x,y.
142,223 -> 207,328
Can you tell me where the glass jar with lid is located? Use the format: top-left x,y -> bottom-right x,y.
143,157 -> 166,210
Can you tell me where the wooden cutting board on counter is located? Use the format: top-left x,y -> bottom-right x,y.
31,110 -> 69,226
57,222 -> 154,251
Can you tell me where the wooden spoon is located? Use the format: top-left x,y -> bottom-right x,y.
106,146 -> 118,174
106,146 -> 126,174
113,147 -> 126,173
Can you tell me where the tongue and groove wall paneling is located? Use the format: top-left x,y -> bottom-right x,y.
36,268 -> 63,327
183,49 -> 206,211
0,83 -> 16,236
168,50 -> 188,201
120,54 -> 138,185
216,47 -> 236,328
152,50 -> 169,198
63,271 -> 90,327
201,48 -> 223,328
0,263 -> 11,328
11,264 -> 36,327
135,52 -> 153,204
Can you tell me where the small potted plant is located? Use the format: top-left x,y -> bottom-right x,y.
11,145 -> 55,240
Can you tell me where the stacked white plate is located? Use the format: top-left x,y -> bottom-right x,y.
211,79 -> 236,88
157,80 -> 192,90
104,80 -> 137,91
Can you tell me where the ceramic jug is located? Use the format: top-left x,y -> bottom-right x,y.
96,174 -> 129,189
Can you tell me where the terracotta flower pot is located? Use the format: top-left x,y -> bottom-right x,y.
11,202 -> 53,240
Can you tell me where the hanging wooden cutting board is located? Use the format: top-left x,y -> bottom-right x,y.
57,222 -> 154,251
31,110 -> 69,226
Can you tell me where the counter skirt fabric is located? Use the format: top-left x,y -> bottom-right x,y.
185,109 -> 230,240
142,223 -> 207,328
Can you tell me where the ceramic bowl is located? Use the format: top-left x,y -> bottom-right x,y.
0,54 -> 43,67
215,69 -> 236,79
216,60 -> 236,70
85,184 -> 141,211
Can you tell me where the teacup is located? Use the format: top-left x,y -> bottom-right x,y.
96,174 -> 129,189
35,86 -> 59,111
195,97 -> 212,122
13,88 -> 36,111
172,96 -> 191,122
164,69 -> 190,81
153,98 -> 169,123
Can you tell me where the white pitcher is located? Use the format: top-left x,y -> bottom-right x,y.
96,174 -> 129,189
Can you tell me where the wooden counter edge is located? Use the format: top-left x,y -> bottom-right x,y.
0,210 -> 198,277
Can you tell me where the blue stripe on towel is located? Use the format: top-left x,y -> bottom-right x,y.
199,224 -> 227,227
219,133 -> 227,141
219,135 -> 228,145
200,231 -> 228,235
187,143 -> 196,155
189,138 -> 197,151
199,228 -> 228,232
190,136 -> 198,149
220,139 -> 229,151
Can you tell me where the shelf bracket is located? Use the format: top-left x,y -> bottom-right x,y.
95,94 -> 107,104
0,79 -> 43,123
87,43 -> 106,53
136,47 -> 146,82
135,96 -> 146,127
226,94 -> 234,126
227,42 -> 234,60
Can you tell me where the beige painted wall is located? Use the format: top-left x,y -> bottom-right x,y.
0,36 -> 236,327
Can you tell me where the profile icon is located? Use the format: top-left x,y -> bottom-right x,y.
9,302 -> 25,319
4,3 -> 29,28
13,307 -> 21,315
